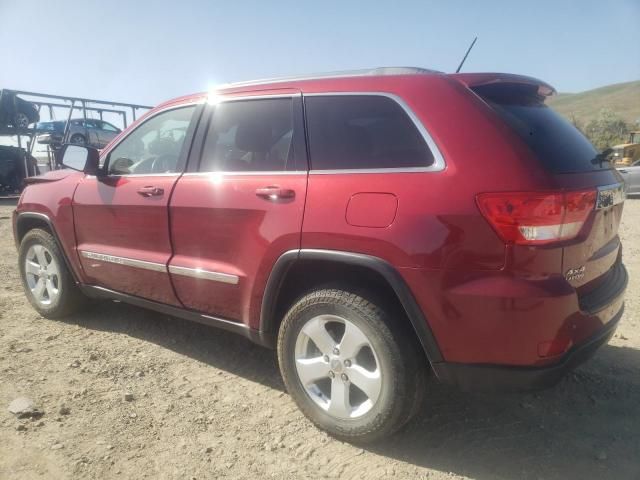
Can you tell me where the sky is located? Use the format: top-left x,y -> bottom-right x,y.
1,0 -> 639,108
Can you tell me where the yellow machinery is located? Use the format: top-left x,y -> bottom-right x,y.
612,131 -> 640,166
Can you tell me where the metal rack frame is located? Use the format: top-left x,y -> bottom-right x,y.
0,89 -> 151,181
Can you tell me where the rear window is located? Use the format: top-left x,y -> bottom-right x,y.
305,95 -> 434,170
473,84 -> 607,173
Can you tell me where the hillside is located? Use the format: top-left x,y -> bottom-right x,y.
548,80 -> 640,127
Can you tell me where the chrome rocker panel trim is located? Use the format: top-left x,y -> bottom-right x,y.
79,250 -> 239,284
168,265 -> 239,285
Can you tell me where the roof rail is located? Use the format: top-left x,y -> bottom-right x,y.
220,66 -> 442,89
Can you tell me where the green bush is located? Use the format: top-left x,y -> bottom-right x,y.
583,109 -> 629,150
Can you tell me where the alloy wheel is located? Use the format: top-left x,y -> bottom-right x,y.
294,314 -> 382,419
24,244 -> 61,307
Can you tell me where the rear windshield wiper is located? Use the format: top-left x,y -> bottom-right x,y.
591,148 -> 613,167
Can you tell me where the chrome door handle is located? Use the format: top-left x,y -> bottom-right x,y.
619,169 -> 628,174
137,186 -> 164,197
255,186 -> 295,200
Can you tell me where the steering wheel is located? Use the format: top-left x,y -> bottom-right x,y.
150,154 -> 178,173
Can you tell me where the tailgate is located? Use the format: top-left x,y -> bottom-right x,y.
562,181 -> 625,289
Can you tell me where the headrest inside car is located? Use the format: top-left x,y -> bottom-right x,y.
235,120 -> 272,152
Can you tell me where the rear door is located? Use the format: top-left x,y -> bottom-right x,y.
73,104 -> 200,305
168,92 -> 307,325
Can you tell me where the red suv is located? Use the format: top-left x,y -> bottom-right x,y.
13,68 -> 627,442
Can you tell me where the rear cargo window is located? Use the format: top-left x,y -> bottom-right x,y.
305,95 -> 434,170
473,84 -> 608,173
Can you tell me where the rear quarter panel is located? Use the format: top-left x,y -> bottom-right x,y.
298,75 -> 587,365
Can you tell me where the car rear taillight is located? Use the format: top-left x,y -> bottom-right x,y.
476,190 -> 597,245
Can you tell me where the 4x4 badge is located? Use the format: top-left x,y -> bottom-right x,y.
565,265 -> 586,281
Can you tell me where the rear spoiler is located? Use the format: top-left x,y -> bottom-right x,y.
450,73 -> 556,97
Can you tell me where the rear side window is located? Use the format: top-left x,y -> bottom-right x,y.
200,98 -> 297,172
473,84 -> 606,173
305,95 -> 434,170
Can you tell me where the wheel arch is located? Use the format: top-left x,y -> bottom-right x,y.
14,212 -> 80,284
260,249 -> 443,364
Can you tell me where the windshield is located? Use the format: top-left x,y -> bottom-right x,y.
473,83 -> 608,174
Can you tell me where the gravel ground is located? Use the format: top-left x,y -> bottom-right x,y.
0,201 -> 639,480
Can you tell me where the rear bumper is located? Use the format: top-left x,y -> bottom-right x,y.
432,304 -> 623,392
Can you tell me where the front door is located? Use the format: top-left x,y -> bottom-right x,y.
169,93 -> 308,325
620,163 -> 640,195
73,104 -> 199,305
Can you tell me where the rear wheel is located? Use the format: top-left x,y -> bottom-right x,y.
70,134 -> 86,145
277,288 -> 426,442
13,112 -> 30,129
18,229 -> 88,318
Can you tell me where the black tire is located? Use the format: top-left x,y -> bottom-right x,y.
277,288 -> 427,443
70,134 -> 86,145
18,228 -> 88,318
13,112 -> 30,129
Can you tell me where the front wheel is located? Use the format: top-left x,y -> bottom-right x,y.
18,229 -> 88,318
277,288 -> 426,442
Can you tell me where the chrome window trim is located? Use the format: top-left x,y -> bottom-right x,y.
168,265 -> 239,285
181,171 -> 306,177
310,166 -> 438,175
303,91 -> 446,174
85,173 -> 181,179
208,92 -> 301,104
80,250 -> 166,273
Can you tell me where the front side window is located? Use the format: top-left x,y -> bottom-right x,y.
305,95 -> 434,170
199,98 -> 295,172
107,106 -> 195,175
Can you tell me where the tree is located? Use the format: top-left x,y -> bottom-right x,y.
583,109 -> 629,151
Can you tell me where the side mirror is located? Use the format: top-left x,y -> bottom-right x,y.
58,144 -> 101,175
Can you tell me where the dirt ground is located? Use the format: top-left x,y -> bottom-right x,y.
0,201 -> 638,480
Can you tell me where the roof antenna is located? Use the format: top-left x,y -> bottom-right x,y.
455,37 -> 478,73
